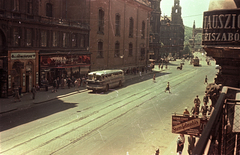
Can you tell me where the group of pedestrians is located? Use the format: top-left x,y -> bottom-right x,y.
176,132 -> 196,155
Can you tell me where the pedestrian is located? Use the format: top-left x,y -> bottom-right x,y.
161,63 -> 163,70
61,78 -> 65,88
153,73 -> 156,81
56,77 -> 60,89
204,75 -> 208,84
158,63 -> 160,70
31,85 -> 36,100
194,95 -> 201,108
155,149 -> 160,155
201,102 -> 209,119
191,102 -> 199,118
139,71 -> 142,76
67,78 -> 71,89
52,79 -> 57,93
165,82 -> 171,93
44,78 -> 48,91
188,135 -> 196,155
72,76 -> 76,87
203,93 -> 209,104
14,88 -> 21,102
176,134 -> 185,155
183,107 -> 190,116
18,85 -> 22,97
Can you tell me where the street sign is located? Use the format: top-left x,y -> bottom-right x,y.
172,115 -> 208,136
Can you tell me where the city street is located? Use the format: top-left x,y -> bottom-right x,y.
0,54 -> 218,155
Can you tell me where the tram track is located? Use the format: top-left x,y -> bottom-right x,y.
0,67 -> 200,155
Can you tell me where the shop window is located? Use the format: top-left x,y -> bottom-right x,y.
46,3 -> 52,17
13,0 -> 20,11
115,14 -> 120,36
97,41 -> 103,58
98,9 -> 104,34
52,31 -> 59,47
72,33 -> 77,47
26,28 -> 32,47
129,17 -> 134,38
40,30 -> 47,47
13,27 -> 20,47
128,43 -> 133,57
114,41 -> 120,57
141,21 -> 145,39
27,0 -> 33,14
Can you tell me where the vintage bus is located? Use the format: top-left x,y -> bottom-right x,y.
193,57 -> 200,66
86,70 -> 125,92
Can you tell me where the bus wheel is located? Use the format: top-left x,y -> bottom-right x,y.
105,84 -> 109,92
119,81 -> 122,87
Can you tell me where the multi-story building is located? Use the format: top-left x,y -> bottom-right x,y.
0,0 -> 90,97
160,0 -> 184,58
89,0 -> 152,71
148,0 -> 162,62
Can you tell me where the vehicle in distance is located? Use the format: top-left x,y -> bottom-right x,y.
215,65 -> 221,69
86,70 -> 125,92
193,57 -> 200,66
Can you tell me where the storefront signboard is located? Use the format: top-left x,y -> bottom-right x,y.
202,9 -> 240,46
11,53 -> 36,60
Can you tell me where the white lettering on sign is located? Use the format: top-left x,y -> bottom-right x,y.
11,53 -> 36,60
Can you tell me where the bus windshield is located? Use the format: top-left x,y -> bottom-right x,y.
88,75 -> 102,81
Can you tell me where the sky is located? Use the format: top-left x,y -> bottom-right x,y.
160,0 -> 211,28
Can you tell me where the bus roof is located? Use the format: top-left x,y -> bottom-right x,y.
88,70 -> 123,76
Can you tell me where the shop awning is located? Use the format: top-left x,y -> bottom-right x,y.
41,64 -> 90,69
39,51 -> 92,55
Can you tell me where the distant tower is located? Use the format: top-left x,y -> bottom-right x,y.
171,0 -> 183,25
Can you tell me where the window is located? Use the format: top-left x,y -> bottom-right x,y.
72,33 -> 77,47
63,32 -> 69,47
79,34 -> 85,48
98,9 -> 104,34
0,0 -> 5,9
46,3 -> 52,17
140,48 -> 145,60
40,30 -> 47,47
141,21 -> 145,39
97,41 -> 103,58
27,0 -> 33,14
115,14 -> 120,36
128,43 -> 133,57
129,18 -> 134,38
26,28 -> 32,47
13,27 -> 20,46
114,42 -> 120,57
13,0 -> 20,11
53,31 -> 59,47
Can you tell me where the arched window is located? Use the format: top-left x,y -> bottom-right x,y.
97,41 -> 103,58
98,9 -> 104,34
141,21 -> 145,39
129,17 -> 134,38
115,14 -> 120,36
128,43 -> 133,57
46,3 -> 52,17
114,41 -> 120,57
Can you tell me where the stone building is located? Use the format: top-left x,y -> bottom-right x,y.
0,0 -> 90,97
160,0 -> 184,58
148,0 -> 162,62
89,0 -> 152,71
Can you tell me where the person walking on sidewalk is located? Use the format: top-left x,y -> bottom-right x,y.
14,88 -> 21,102
31,85 -> 36,99
52,79 -> 57,93
165,82 -> 171,93
67,78 -> 71,89
18,85 -> 22,97
153,74 -> 156,82
176,134 -> 185,155
204,75 -> 208,84
187,135 -> 196,155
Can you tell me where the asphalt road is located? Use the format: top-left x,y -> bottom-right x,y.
0,55 -> 218,155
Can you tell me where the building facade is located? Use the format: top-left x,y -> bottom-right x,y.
89,0 -> 152,71
148,0 -> 162,62
0,0 -> 90,97
160,0 -> 184,58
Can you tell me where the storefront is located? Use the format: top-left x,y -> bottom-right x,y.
8,51 -> 39,95
39,51 -> 91,86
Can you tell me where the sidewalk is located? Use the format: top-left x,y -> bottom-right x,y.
0,69 -> 159,115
